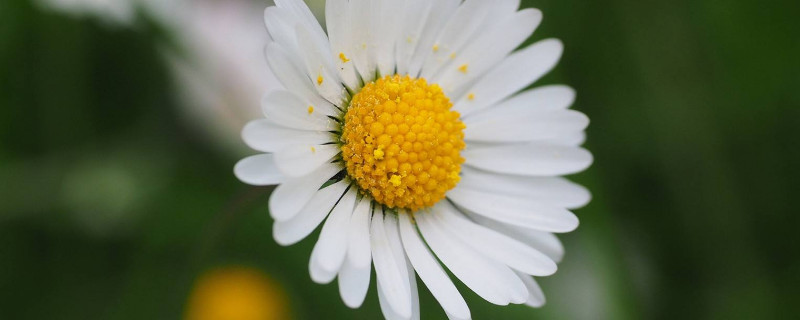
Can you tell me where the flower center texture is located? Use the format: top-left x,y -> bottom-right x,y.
340,75 -> 466,211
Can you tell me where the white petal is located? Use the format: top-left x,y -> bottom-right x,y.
465,210 -> 566,263
406,0 -> 461,77
309,253 -> 337,284
385,214 -> 418,320
310,187 -> 358,283
399,214 -> 470,319
421,0 -> 517,79
408,259 -> 420,320
265,43 -> 338,116
433,202 -> 557,276
264,7 -> 301,59
338,255 -> 372,309
445,311 -> 471,320
394,0 -> 433,76
462,85 -> 585,144
421,212 -> 530,304
434,9 -> 543,97
269,163 -> 340,222
274,0 -> 329,54
296,25 -> 348,107
242,119 -> 333,153
464,109 -> 588,143
455,41 -> 565,117
378,278 -> 409,320
462,85 -> 576,121
326,0 -> 360,90
552,131 -> 587,146
261,90 -> 337,131
371,209 -> 413,319
274,144 -> 339,177
525,231 -> 565,263
492,0 -> 522,14
348,0 -> 377,83
347,197 -> 373,269
516,271 -> 546,308
415,213 -> 511,305
460,166 -> 591,209
340,197 -> 373,308
234,154 -> 285,186
373,0 -> 403,76
463,142 -> 593,176
272,180 -> 349,245
447,187 -> 579,233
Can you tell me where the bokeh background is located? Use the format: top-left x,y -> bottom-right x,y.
1,0 -> 798,319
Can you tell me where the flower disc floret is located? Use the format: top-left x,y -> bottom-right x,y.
340,75 -> 466,210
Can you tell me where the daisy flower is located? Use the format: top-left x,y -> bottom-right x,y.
234,0 -> 593,319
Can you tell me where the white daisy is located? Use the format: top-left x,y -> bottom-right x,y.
235,0 -> 593,319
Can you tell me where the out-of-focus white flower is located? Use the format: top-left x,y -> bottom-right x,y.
164,0 -> 285,155
36,0 -> 136,25
163,0 -> 330,155
36,0 -> 326,155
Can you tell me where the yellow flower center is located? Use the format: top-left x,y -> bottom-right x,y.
341,75 -> 466,211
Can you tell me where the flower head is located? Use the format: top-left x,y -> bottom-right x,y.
235,0 -> 592,318
185,267 -> 290,320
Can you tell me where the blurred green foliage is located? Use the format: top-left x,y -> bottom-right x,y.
1,0 -> 798,319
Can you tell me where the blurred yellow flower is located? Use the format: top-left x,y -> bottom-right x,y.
185,267 -> 290,320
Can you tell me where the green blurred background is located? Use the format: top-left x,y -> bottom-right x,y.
1,0 -> 798,319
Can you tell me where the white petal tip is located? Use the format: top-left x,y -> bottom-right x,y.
542,38 -> 564,52
310,265 -> 336,284
526,300 -> 546,308
342,295 -> 366,309
555,213 -> 580,233
537,263 -> 558,277
272,227 -> 298,247
510,295 -> 528,305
